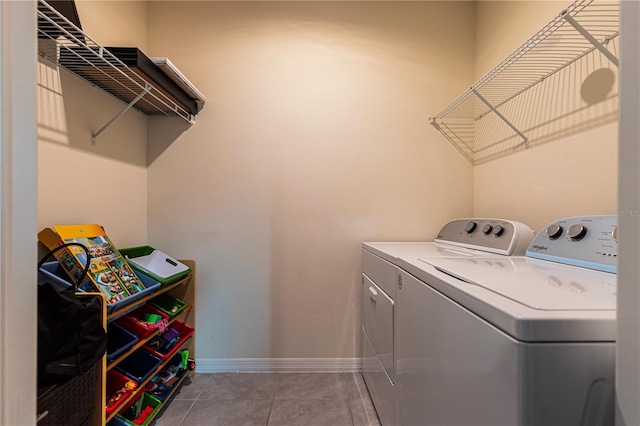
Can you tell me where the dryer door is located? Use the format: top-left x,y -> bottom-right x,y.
362,274 -> 395,383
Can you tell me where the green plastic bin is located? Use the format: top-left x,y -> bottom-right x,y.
150,293 -> 187,319
116,392 -> 162,426
120,246 -> 191,287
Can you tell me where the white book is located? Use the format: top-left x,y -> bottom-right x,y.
150,57 -> 206,110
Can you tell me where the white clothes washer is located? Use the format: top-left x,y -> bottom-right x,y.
395,215 -> 617,426
362,219 -> 535,426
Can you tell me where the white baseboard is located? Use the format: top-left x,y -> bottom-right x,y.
195,358 -> 362,373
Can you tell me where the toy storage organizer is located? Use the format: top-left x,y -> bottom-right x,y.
101,260 -> 196,426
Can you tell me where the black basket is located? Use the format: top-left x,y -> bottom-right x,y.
37,364 -> 95,426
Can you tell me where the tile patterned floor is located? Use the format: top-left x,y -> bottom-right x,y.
150,373 -> 381,426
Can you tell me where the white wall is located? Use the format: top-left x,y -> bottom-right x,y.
37,1 -> 149,247
146,1 -> 475,361
473,1 -> 618,232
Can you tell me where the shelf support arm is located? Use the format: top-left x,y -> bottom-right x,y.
471,88 -> 529,149
562,12 -> 619,67
91,83 -> 152,146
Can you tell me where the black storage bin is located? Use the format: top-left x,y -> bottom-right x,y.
37,365 -> 95,426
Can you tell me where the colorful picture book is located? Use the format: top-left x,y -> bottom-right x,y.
38,224 -> 147,304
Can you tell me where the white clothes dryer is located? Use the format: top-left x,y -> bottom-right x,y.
394,215 -> 617,426
362,219 -> 535,426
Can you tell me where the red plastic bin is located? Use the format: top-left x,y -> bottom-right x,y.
115,305 -> 169,340
143,320 -> 194,362
106,370 -> 138,417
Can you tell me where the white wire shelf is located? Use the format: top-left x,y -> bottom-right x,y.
429,0 -> 619,165
37,0 -> 198,145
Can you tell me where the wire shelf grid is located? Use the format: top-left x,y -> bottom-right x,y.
430,0 -> 619,165
37,0 -> 192,124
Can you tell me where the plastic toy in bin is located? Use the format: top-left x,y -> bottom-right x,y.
117,389 -> 162,425
115,305 -> 169,340
119,246 -> 191,287
143,320 -> 194,362
146,350 -> 190,401
106,370 -> 138,416
146,327 -> 180,354
149,293 -> 187,319
116,389 -> 162,426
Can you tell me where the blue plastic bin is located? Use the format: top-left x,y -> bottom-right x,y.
107,323 -> 139,362
39,261 -> 161,314
114,349 -> 162,384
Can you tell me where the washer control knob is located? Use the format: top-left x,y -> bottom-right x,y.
568,223 -> 587,241
546,224 -> 563,240
612,227 -> 618,242
492,225 -> 505,237
465,221 -> 478,234
482,224 -> 493,235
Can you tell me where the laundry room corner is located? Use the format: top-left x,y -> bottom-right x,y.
144,1 -> 475,367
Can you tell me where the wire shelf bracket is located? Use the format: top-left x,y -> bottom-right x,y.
429,0 -> 619,165
562,11 -> 619,67
91,83 -> 151,146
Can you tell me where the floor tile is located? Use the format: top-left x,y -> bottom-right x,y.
181,399 -> 272,426
172,373 -> 213,400
341,373 -> 367,400
150,399 -> 194,426
199,373 -> 279,400
268,399 -> 353,426
350,396 -> 381,426
274,373 -> 354,400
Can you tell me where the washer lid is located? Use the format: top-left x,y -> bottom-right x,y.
419,257 -> 616,311
363,242 -> 491,265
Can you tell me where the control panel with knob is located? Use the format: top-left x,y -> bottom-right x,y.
435,218 -> 535,255
526,215 -> 617,273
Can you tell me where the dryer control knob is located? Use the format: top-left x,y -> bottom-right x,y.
492,225 -> 505,236
482,224 -> 493,235
546,224 -> 563,240
612,227 -> 618,242
465,221 -> 478,234
568,223 -> 587,241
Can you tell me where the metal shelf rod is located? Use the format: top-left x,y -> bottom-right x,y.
471,88 -> 529,149
91,83 -> 151,146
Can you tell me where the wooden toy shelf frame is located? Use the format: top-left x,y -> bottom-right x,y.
95,260 -> 196,426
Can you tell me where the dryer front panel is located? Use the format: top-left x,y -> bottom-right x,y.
396,270 -> 518,426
